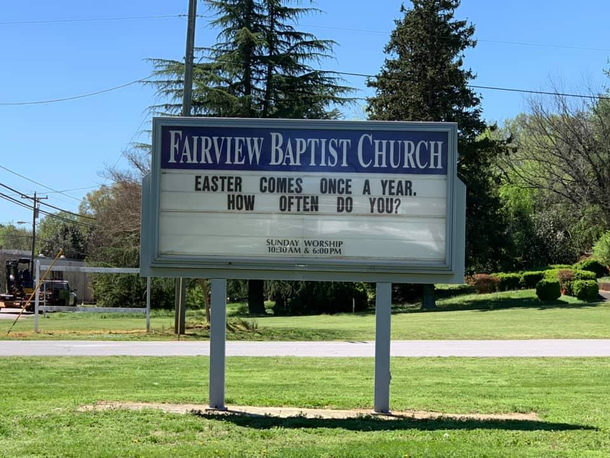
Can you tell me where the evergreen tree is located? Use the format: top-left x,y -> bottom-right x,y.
367,0 -> 507,278
147,0 -> 353,314
148,0 -> 351,119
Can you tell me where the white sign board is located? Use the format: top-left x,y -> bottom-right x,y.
140,118 -> 465,283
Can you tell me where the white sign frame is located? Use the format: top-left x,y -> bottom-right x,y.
140,117 -> 465,283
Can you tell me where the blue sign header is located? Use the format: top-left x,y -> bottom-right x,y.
161,125 -> 448,175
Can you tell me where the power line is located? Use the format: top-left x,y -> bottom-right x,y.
0,183 -> 96,221
0,193 -> 33,212
185,54 -> 610,102
2,11 -> 606,54
300,23 -> 610,53
0,78 -> 148,106
0,14 -> 183,26
46,185 -> 100,194
2,62 -> 607,109
0,165 -> 82,202
39,201 -> 96,221
0,192 -> 94,229
330,70 -> 610,101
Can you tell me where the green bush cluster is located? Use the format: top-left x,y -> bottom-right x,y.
572,280 -> 599,301
573,259 -> 609,278
520,271 -> 544,288
473,261 -> 602,302
495,273 -> 522,291
536,280 -> 561,301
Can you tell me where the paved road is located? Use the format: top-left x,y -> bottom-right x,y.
1,339 -> 609,357
0,308 -> 32,320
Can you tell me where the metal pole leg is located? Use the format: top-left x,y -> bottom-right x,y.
146,277 -> 151,333
209,278 -> 227,410
374,282 -> 392,414
34,260 -> 40,333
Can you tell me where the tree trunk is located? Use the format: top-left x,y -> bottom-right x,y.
198,279 -> 211,323
421,284 -> 437,310
248,279 -> 266,315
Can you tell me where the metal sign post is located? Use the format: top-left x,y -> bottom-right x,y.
374,282 -> 392,413
209,278 -> 227,409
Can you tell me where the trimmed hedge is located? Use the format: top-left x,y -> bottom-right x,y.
544,268 -> 596,282
574,270 -> 597,281
495,273 -> 522,291
520,271 -> 545,289
572,280 -> 599,301
573,259 -> 608,278
536,279 -> 561,301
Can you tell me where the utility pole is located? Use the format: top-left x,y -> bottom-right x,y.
22,192 -> 47,288
30,192 -> 38,272
175,0 -> 198,335
183,0 -> 198,117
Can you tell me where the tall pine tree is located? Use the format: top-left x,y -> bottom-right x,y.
147,0 -> 353,314
148,0 -> 351,119
367,0 -> 507,277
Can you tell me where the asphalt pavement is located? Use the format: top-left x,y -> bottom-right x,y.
1,339 -> 609,357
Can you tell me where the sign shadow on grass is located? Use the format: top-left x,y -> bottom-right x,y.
193,411 -> 597,433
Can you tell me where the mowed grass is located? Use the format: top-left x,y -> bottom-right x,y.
1,290 -> 609,340
0,357 -> 608,457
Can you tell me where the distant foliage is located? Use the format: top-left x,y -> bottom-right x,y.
269,281 -> 368,315
92,274 -> 175,309
572,280 -> 599,301
468,274 -> 500,294
392,283 -> 424,304
592,232 -> 610,268
0,224 -> 32,251
535,280 -> 561,302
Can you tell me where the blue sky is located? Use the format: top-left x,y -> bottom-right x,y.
1,0 -> 609,224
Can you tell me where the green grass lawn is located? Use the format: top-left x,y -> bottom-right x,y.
0,357 -> 608,457
1,289 -> 608,341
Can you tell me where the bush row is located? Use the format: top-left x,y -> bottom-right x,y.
468,262 -> 601,302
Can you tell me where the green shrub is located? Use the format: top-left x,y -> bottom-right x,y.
520,271 -> 544,289
573,259 -> 608,278
495,273 -> 522,291
574,270 -> 596,281
592,231 -> 610,268
535,279 -> 561,302
572,280 -> 599,301
467,274 -> 500,294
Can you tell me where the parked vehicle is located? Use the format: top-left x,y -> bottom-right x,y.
41,280 -> 78,307
0,259 -> 77,310
0,258 -> 34,309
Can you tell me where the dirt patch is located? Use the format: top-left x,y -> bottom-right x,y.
79,401 -> 540,422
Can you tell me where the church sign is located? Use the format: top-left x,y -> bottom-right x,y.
140,117 -> 465,283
